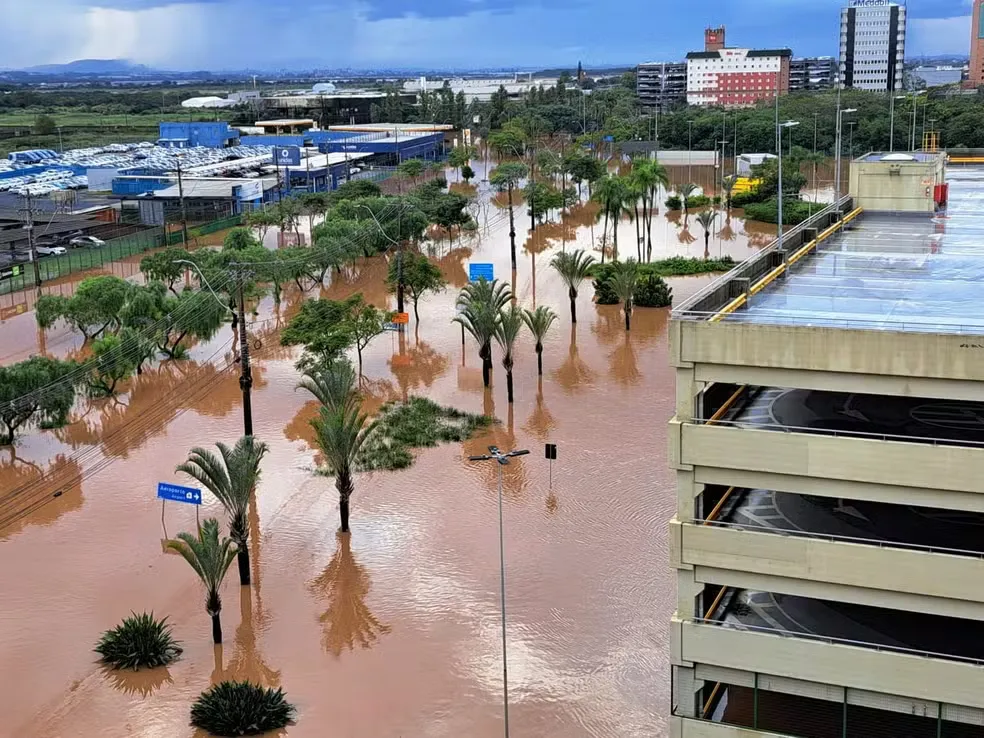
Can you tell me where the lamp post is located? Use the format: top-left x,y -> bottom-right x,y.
777,121 -> 800,259
466,445 -> 530,738
717,139 -> 728,196
847,121 -> 857,161
834,105 -> 857,210
687,121 -> 694,184
173,152 -> 190,248
889,95 -> 905,152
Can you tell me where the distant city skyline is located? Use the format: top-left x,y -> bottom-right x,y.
0,0 -> 973,71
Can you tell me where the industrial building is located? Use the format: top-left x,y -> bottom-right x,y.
637,62 -> 688,110
158,122 -> 240,149
789,57 -> 837,91
839,0 -> 907,91
401,76 -> 559,103
667,155 -> 984,738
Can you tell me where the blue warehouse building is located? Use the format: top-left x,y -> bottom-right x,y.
158,122 -> 240,149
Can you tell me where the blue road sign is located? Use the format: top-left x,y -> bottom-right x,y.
603,135 -> 615,143
469,263 -> 494,282
157,482 -> 202,505
273,146 -> 301,167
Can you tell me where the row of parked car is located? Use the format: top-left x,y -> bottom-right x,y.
32,233 -> 106,256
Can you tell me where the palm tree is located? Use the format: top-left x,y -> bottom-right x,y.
166,518 -> 238,644
550,249 -> 596,325
313,401 -> 377,534
631,159 -> 670,261
678,183 -> 698,218
176,437 -> 269,587
453,278 -> 512,387
522,306 -> 558,375
721,175 -> 737,211
611,259 -> 639,331
695,210 -> 718,260
489,163 -> 529,271
495,305 -> 524,403
297,359 -> 358,413
591,174 -> 631,263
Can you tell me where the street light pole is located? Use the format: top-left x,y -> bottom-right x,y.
834,103 -> 857,211
173,153 -> 190,248
847,121 -> 857,161
777,121 -> 799,260
687,121 -> 694,184
466,445 -> 530,738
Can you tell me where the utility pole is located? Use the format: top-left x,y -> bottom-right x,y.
174,153 -> 190,248
235,268 -> 254,437
21,192 -> 41,295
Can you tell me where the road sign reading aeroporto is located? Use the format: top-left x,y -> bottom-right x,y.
157,482 -> 202,505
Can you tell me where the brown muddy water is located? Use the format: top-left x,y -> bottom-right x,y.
0,163 -> 763,737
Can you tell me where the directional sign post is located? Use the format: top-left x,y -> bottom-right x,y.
469,263 -> 494,283
157,482 -> 202,541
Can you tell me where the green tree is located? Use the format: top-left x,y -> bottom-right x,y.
495,305 -> 524,403
176,436 -> 269,587
398,158 -> 425,189
461,164 -> 475,183
166,518 -> 238,644
453,278 -> 512,387
489,162 -> 528,270
522,306 -> 558,375
34,114 -> 57,135
140,248 -> 190,295
678,183 -> 698,217
222,227 -> 260,252
385,251 -> 446,323
488,128 -> 525,160
695,210 -> 718,259
550,249 -> 595,324
721,174 -> 738,210
36,275 -> 132,339
157,289 -> 227,359
327,179 -> 382,204
524,181 -> 564,223
312,393 -> 377,534
448,146 -> 473,181
428,192 -> 472,244
89,334 -> 140,396
0,356 -> 78,445
611,259 -> 640,331
245,209 -> 277,241
346,296 -> 391,376
563,151 -> 605,197
592,175 -> 632,262
281,297 -> 355,367
630,159 -> 670,261
297,358 -> 358,413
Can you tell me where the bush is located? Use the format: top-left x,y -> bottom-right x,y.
191,680 -> 296,736
634,274 -> 673,307
743,197 -> 816,225
664,194 -> 682,211
95,612 -> 182,670
686,194 -> 711,209
730,189 -> 763,208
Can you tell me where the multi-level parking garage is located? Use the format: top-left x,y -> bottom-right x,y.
668,166 -> 984,738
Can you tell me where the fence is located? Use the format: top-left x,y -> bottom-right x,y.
0,213 -> 243,297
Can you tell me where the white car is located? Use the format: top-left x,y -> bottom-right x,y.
69,236 -> 106,248
35,245 -> 67,256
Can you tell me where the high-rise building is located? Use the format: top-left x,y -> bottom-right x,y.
705,26 -> 726,52
636,61 -> 688,110
839,0 -> 906,91
970,0 -> 984,87
789,57 -> 837,91
686,48 -> 791,107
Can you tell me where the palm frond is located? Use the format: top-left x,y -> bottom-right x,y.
522,305 -> 558,343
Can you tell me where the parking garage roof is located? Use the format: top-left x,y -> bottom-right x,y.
720,168 -> 984,334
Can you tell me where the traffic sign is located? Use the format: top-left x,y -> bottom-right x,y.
392,312 -> 409,324
157,482 -> 202,505
469,263 -> 494,282
545,443 -> 557,460
273,146 -> 301,167
383,323 -> 400,331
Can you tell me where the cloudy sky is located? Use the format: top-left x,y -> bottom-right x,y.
0,0 -> 975,70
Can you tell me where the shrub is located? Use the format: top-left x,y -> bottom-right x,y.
686,194 -> 711,209
591,258 -> 733,303
730,189 -> 763,208
664,194 -> 682,211
743,198 -> 816,225
634,274 -> 674,308
191,681 -> 296,736
592,267 -> 620,304
95,612 -> 183,670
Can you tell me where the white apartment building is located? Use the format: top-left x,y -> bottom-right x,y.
839,0 -> 906,91
668,161 -> 984,738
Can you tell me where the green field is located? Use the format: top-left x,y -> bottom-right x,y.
0,109 -> 221,127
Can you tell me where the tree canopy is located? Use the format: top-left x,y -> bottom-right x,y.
0,356 -> 79,445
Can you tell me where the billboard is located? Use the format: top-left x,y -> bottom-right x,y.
273,146 -> 301,167
236,181 -> 263,201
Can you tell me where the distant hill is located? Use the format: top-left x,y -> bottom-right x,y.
20,59 -> 162,76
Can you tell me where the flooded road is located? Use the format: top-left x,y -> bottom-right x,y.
0,163 -> 753,737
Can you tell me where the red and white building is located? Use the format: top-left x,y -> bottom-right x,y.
686,47 -> 791,107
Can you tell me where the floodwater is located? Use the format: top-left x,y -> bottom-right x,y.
0,162 -> 761,737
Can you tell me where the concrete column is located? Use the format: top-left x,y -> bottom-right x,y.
673,664 -> 700,718
676,367 -> 702,422
677,569 -> 702,620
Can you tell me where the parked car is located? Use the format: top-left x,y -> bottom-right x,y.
35,245 -> 67,256
69,236 -> 106,248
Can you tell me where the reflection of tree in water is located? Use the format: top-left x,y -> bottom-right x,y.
102,665 -> 172,697
434,246 -> 473,289
388,336 -> 450,402
563,200 -> 600,229
309,532 -> 390,657
523,378 -> 555,442
0,451 -> 84,538
718,216 -> 737,243
609,335 -> 642,386
678,224 -> 697,246
553,324 -> 598,394
320,256 -> 393,310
